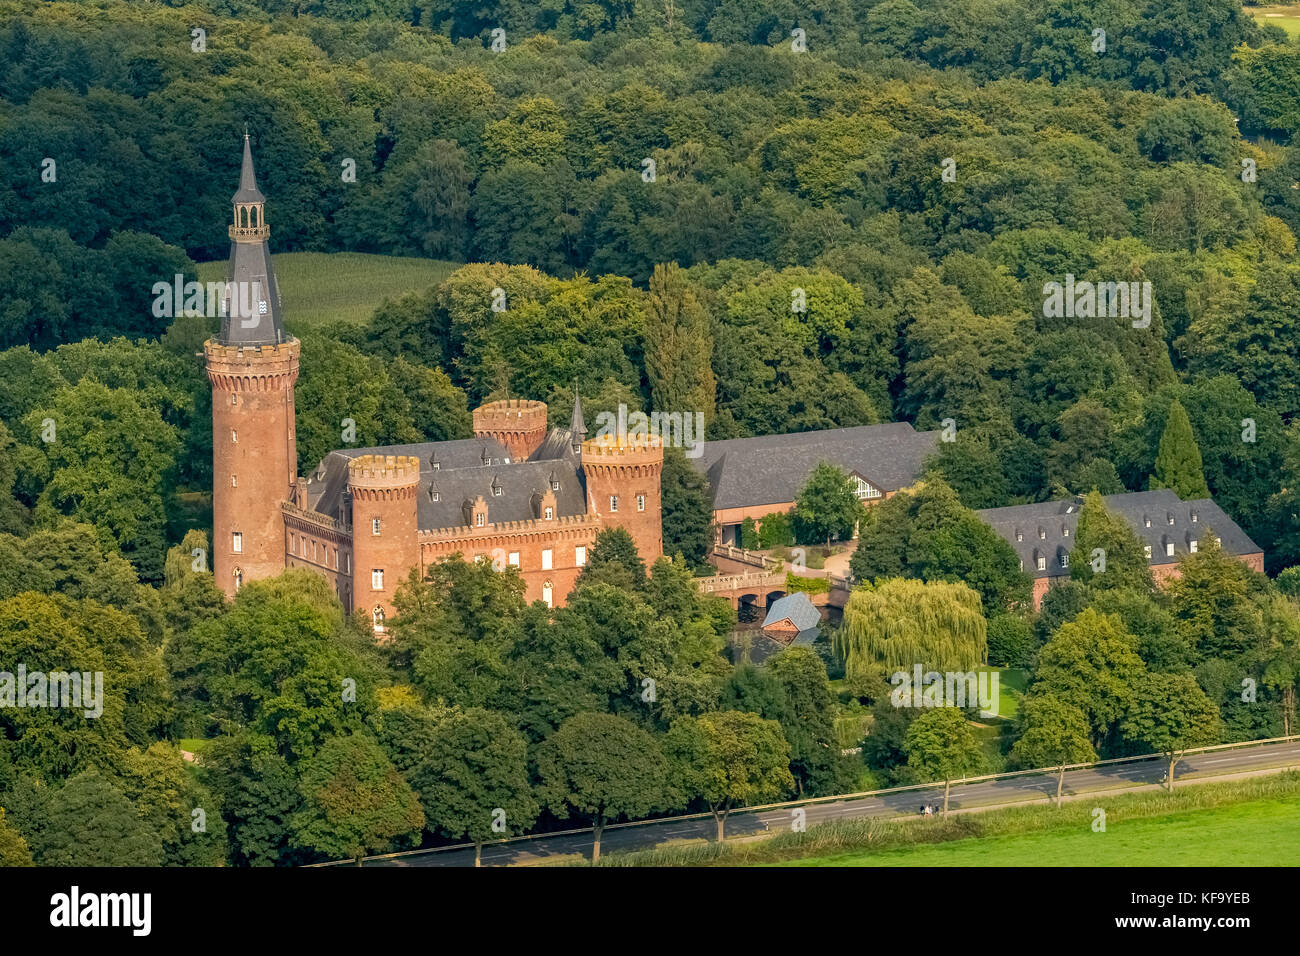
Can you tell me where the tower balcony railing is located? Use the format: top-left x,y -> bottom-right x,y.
229,224 -> 270,241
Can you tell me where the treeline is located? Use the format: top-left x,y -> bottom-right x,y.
0,526 -> 858,865
841,489 -> 1300,789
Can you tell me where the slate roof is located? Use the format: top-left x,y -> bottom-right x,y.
693,422 -> 939,512
218,135 -> 284,347
305,430 -> 588,532
233,133 -> 266,204
977,490 -> 1261,580
762,591 -> 823,631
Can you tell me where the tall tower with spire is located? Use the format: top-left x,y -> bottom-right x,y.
205,133 -> 299,597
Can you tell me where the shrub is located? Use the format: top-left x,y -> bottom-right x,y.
987,614 -> 1036,668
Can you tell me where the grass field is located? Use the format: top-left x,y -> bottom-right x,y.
195,252 -> 460,327
783,797 -> 1300,866
1250,4 -> 1300,35
584,773 -> 1300,867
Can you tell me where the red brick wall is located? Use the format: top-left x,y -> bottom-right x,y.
473,399 -> 548,462
348,455 -> 421,630
581,437 -> 663,567
420,516 -> 600,606
206,339 -> 299,598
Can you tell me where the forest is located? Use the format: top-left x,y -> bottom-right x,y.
2,0 -> 1300,866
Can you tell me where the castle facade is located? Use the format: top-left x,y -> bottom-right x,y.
206,137 -> 663,629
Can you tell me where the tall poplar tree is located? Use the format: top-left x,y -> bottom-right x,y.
1151,399 -> 1210,499
644,262 -> 715,420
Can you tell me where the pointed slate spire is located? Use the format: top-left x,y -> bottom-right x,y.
232,132 -> 266,204
219,133 -> 284,347
569,381 -> 586,454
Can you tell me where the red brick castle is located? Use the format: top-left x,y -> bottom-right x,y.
207,137 -> 663,629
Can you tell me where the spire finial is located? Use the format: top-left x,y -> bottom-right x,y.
569,380 -> 586,454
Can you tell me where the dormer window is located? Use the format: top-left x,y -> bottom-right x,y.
1059,551 -> 1069,568
1036,554 -> 1046,571
1037,527 -> 1045,540
544,506 -> 554,520
1190,539 -> 1199,553
475,512 -> 486,528
491,477 -> 503,497
1191,511 -> 1198,523
551,480 -> 560,491
481,448 -> 491,465
1144,515 -> 1151,528
1167,512 -> 1175,526
1165,540 -> 1175,557
1144,544 -> 1152,560
1015,529 -> 1023,542
1062,526 -> 1070,537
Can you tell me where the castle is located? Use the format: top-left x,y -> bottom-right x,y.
206,137 -> 663,629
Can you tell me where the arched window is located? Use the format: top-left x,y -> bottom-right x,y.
372,606 -> 386,633
234,568 -> 243,591
542,581 -> 554,608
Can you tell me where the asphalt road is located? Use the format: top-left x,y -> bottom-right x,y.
362,739 -> 1300,867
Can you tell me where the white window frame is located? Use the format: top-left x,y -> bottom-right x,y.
576,545 -> 587,567
508,551 -> 520,568
372,568 -> 384,590
372,517 -> 381,536
609,495 -> 618,513
542,548 -> 553,571
232,532 -> 243,554
637,494 -> 645,512
1036,555 -> 1046,571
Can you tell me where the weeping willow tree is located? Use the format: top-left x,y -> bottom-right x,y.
835,578 -> 987,679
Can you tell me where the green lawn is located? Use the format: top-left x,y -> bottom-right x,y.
196,252 -> 460,327
781,797 -> 1300,866
1251,5 -> 1300,35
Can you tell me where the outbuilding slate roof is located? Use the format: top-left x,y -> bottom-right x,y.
977,489 -> 1261,579
762,591 -> 823,631
693,422 -> 939,511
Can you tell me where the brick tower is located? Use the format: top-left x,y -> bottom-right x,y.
348,455 -> 421,634
580,433 -> 664,566
206,133 -> 298,598
473,399 -> 548,462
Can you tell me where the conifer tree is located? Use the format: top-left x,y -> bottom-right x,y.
1151,399 -> 1210,499
644,262 -> 716,421
1070,490 -> 1155,592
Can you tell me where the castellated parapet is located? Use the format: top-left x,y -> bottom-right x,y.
473,399 -> 548,461
348,455 -> 421,635
206,337 -> 301,598
580,433 -> 664,565
347,455 -> 422,500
